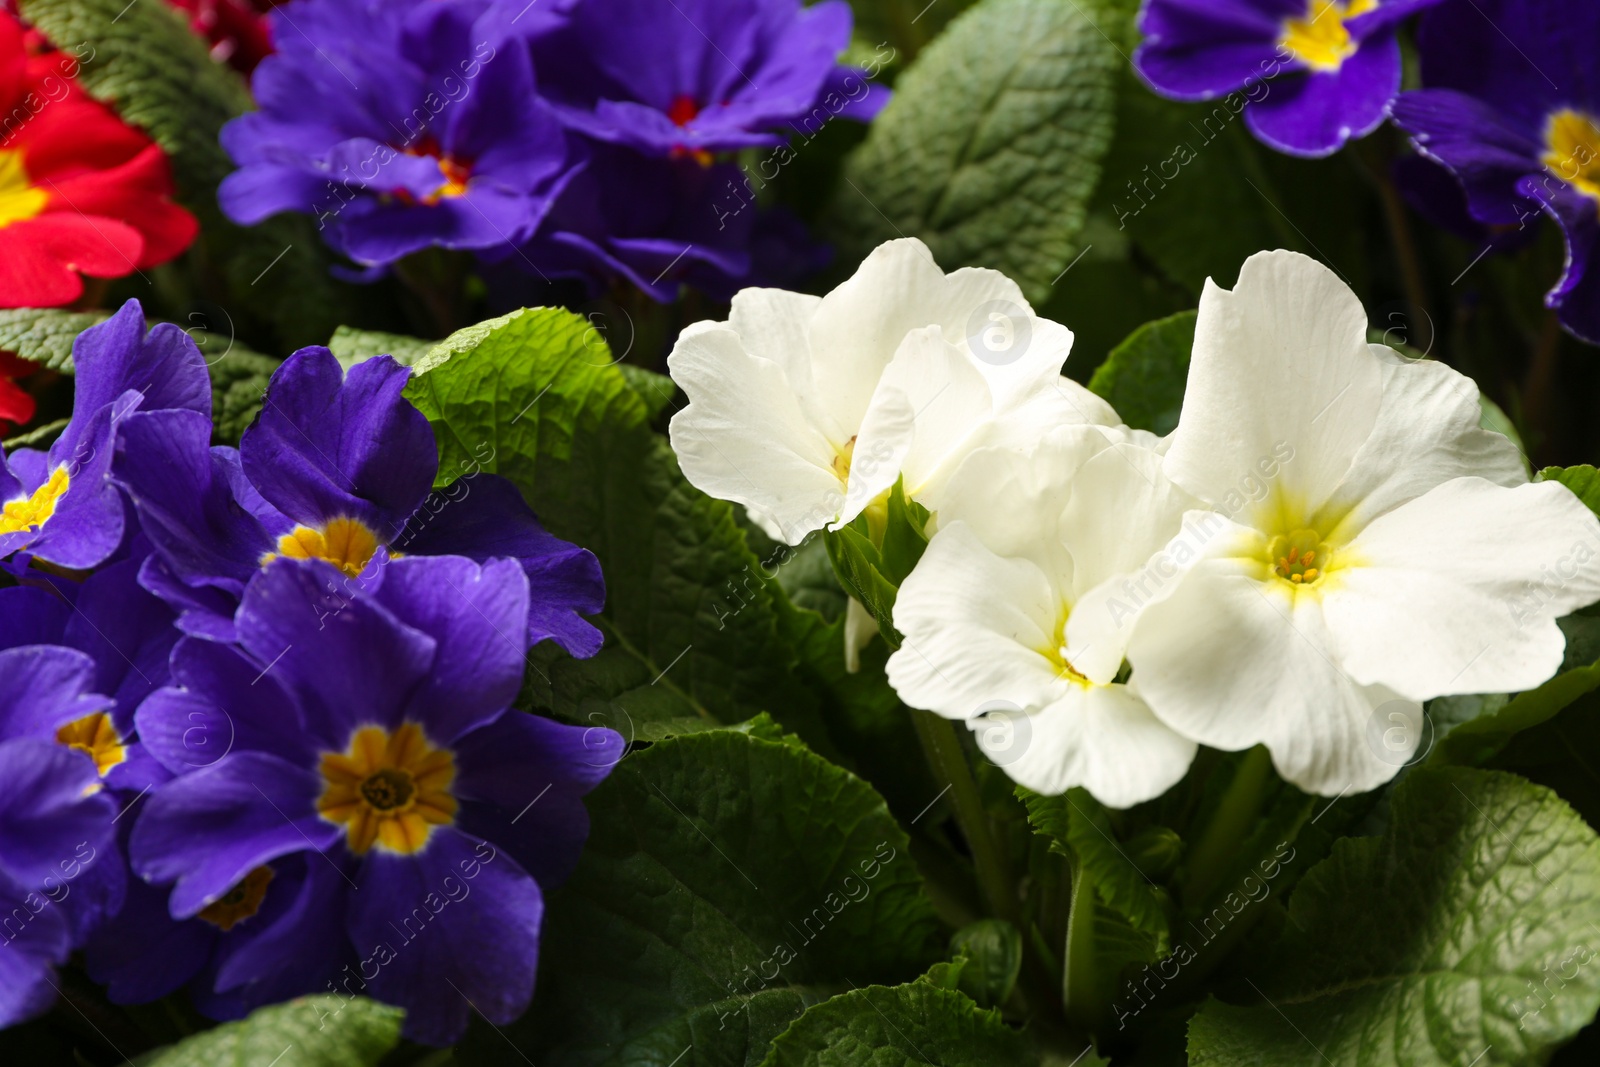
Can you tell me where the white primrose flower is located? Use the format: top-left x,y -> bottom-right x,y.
1102,250 -> 1600,795
667,238 -> 1117,545
887,428 -> 1200,808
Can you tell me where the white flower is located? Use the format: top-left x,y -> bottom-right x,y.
667,238 -> 1116,544
1107,250 -> 1600,795
886,428 -> 1199,807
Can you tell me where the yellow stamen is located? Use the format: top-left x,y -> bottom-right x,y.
1,466 -> 70,538
1268,529 -> 1332,588
318,723 -> 457,855
261,517 -> 382,578
198,866 -> 275,931
1280,0 -> 1376,73
1543,109 -> 1600,206
0,150 -> 49,228
55,712 -> 126,778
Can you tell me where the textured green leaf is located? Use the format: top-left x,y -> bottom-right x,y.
3,418 -> 68,452
405,308 -> 833,745
20,0 -> 354,348
135,997 -> 402,1066
326,327 -> 436,371
828,0 -> 1120,302
1187,768 -> 1600,1067
490,730 -> 942,1067
759,980 -> 1034,1067
0,308 -> 109,372
618,363 -> 678,423
1087,311 -> 1196,435
204,338 -> 283,445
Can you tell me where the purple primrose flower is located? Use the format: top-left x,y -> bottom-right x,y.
1390,0 -> 1600,342
1135,0 -> 1445,157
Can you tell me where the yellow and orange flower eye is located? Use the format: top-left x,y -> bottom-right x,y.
198,866 -> 275,931
318,723 -> 457,855
260,517 -> 384,578
55,711 -> 125,779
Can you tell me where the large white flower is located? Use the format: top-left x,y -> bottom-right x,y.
1105,250 -> 1600,795
667,238 -> 1116,544
887,428 -> 1199,808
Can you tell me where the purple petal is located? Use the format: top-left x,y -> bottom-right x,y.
0,646 -> 106,746
0,738 -> 116,890
1389,88 -> 1544,225
1245,32 -> 1398,157
129,751 -> 336,919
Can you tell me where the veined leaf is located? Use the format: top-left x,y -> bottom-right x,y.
134,997 -> 401,1066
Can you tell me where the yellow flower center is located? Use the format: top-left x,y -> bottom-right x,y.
55,712 -> 126,778
432,156 -> 471,201
1543,109 -> 1600,207
1268,528 -> 1332,586
1042,606 -> 1091,686
198,866 -> 275,931
1280,0 -> 1376,72
261,517 -> 383,578
318,723 -> 457,855
831,435 -> 857,481
0,149 -> 48,229
1,466 -> 70,538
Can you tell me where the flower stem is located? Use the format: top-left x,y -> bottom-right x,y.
1355,137 -> 1434,356
1061,860 -> 1108,1031
910,709 -> 1017,923
1182,745 -> 1273,908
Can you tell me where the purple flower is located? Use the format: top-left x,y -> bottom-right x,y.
218,0 -> 574,268
0,300 -> 209,571
1389,0 -> 1600,341
528,0 -> 886,159
1134,0 -> 1444,157
0,556 -> 179,794
114,347 -> 605,652
130,556 -> 624,1044
0,647 -> 124,1028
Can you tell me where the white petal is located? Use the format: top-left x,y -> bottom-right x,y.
667,323 -> 842,543
843,596 -> 878,674
1321,355 -> 1529,540
1130,556 -> 1410,794
887,522 -> 1068,718
1324,477 -> 1600,699
1057,447 -> 1202,683
850,327 -> 994,518
808,239 -> 1031,434
1164,250 -> 1382,521
972,687 -> 1198,808
926,424 -> 1110,571
725,287 -> 837,439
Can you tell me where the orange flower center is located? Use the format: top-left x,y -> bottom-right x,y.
318,723 -> 457,855
55,711 -> 126,779
198,866 -> 275,931
260,517 -> 383,578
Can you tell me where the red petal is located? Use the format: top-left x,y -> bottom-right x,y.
16,97 -> 152,178
45,145 -> 197,267
0,214 -> 145,308
0,375 -> 36,427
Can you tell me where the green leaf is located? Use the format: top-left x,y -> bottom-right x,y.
1187,767 -> 1600,1067
1541,465 -> 1600,517
618,364 -> 678,423
0,308 -> 110,373
759,980 -> 1035,1067
205,340 -> 284,446
846,0 -> 979,63
950,920 -> 1024,1010
405,307 -> 834,746
3,418 -> 68,453
824,523 -> 904,648
134,997 -> 402,1066
1087,311 -> 1196,435
326,327 -> 437,371
1430,616 -> 1600,768
828,0 -> 1120,302
20,0 -> 355,349
492,730 -> 943,1066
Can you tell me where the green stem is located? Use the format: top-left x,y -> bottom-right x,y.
910,710 -> 1017,923
1061,861 -> 1107,1032
1183,746 -> 1273,907
1355,138 -> 1435,356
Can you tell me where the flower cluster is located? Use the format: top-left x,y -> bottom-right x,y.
0,13 -> 197,308
219,0 -> 885,300
0,301 -> 619,1043
670,240 -> 1600,807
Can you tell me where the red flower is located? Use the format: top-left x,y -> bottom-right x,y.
165,0 -> 277,75
0,13 -> 199,309
0,351 -> 35,434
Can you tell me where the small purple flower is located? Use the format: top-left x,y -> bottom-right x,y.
0,300 -> 209,571
218,0 -> 574,268
0,556 -> 179,794
0,647 -> 124,1028
528,0 -> 886,159
130,556 -> 623,1044
115,347 -> 605,651
1390,0 -> 1600,342
1134,0 -> 1444,157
